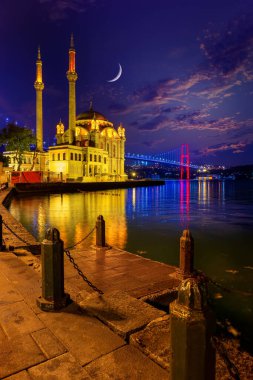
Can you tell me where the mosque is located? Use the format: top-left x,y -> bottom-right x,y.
4,36 -> 127,182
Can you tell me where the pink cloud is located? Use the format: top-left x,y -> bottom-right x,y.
201,142 -> 246,156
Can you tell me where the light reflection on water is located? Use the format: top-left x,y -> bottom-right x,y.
8,180 -> 253,348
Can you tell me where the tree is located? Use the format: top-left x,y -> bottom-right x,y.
0,152 -> 9,167
0,123 -> 36,171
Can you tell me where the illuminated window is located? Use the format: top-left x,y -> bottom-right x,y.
70,153 -> 73,160
63,153 -> 66,160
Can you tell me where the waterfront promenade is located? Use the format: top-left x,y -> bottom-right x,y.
0,188 -> 252,379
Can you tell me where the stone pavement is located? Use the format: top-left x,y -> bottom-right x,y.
0,250 -> 173,379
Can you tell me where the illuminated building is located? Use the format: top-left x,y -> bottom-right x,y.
4,36 -> 127,182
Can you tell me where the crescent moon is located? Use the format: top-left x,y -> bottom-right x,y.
107,63 -> 122,82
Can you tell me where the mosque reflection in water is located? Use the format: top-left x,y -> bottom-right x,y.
9,180 -> 234,250
11,191 -> 128,249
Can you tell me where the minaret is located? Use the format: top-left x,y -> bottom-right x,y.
66,34 -> 78,144
34,47 -> 44,151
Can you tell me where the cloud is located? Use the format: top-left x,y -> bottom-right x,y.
38,0 -> 97,20
200,142 -> 247,156
113,13 -> 253,153
199,14 -> 253,81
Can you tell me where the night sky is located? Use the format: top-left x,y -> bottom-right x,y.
1,0 -> 253,166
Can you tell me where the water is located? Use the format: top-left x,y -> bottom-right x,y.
8,180 -> 253,349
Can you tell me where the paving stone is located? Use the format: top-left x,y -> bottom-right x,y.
130,315 -> 171,371
88,274 -> 144,293
28,352 -> 92,380
0,324 -> 6,340
0,253 -> 42,314
0,334 -> 45,378
85,344 -> 168,380
0,272 -> 24,305
65,275 -> 95,302
0,300 -> 44,338
78,290 -> 166,339
128,279 -> 179,299
31,328 -> 67,359
38,303 -> 125,365
5,370 -> 32,380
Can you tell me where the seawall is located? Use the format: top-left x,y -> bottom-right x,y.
13,180 -> 165,195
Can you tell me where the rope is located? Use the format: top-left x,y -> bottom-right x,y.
65,225 -> 96,250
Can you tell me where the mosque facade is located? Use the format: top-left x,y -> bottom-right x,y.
4,36 -> 127,182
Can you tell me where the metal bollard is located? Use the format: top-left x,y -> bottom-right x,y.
96,215 -> 106,247
37,228 -> 70,311
179,229 -> 194,278
170,277 -> 216,380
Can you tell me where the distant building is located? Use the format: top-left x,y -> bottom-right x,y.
4,36 -> 127,182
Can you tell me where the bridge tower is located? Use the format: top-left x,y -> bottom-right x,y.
180,144 -> 190,180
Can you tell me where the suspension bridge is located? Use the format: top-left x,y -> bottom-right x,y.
125,144 -> 199,179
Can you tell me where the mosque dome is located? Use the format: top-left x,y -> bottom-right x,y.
75,102 -> 113,131
76,109 -> 107,122
76,101 -> 108,122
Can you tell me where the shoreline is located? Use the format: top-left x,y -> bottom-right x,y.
13,179 -> 165,196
